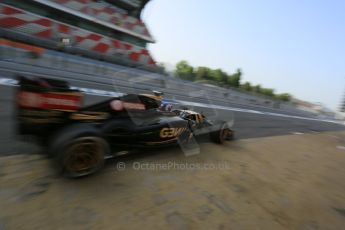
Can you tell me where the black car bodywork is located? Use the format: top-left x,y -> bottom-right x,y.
16,76 -> 234,177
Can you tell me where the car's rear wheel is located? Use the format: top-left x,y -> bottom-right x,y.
61,137 -> 105,178
49,124 -> 108,178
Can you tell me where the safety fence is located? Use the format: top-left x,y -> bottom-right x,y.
0,41 -> 313,117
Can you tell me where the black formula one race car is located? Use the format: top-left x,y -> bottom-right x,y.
16,76 -> 234,177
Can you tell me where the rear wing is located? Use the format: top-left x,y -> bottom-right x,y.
16,76 -> 83,135
16,76 -> 83,111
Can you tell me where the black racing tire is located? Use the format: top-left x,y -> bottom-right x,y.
49,124 -> 109,178
210,122 -> 234,144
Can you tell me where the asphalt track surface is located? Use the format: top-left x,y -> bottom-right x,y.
0,75 -> 344,155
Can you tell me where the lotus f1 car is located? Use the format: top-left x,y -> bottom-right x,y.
16,76 -> 234,177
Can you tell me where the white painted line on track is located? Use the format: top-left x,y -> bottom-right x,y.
174,99 -> 343,125
174,100 -> 265,114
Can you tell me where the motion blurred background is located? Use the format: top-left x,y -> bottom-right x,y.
0,1 -> 345,229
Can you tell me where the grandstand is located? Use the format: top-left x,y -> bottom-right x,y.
0,0 -> 157,71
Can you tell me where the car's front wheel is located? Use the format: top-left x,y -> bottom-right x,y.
210,122 -> 234,144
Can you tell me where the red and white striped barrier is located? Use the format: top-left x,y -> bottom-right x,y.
0,4 -> 155,66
